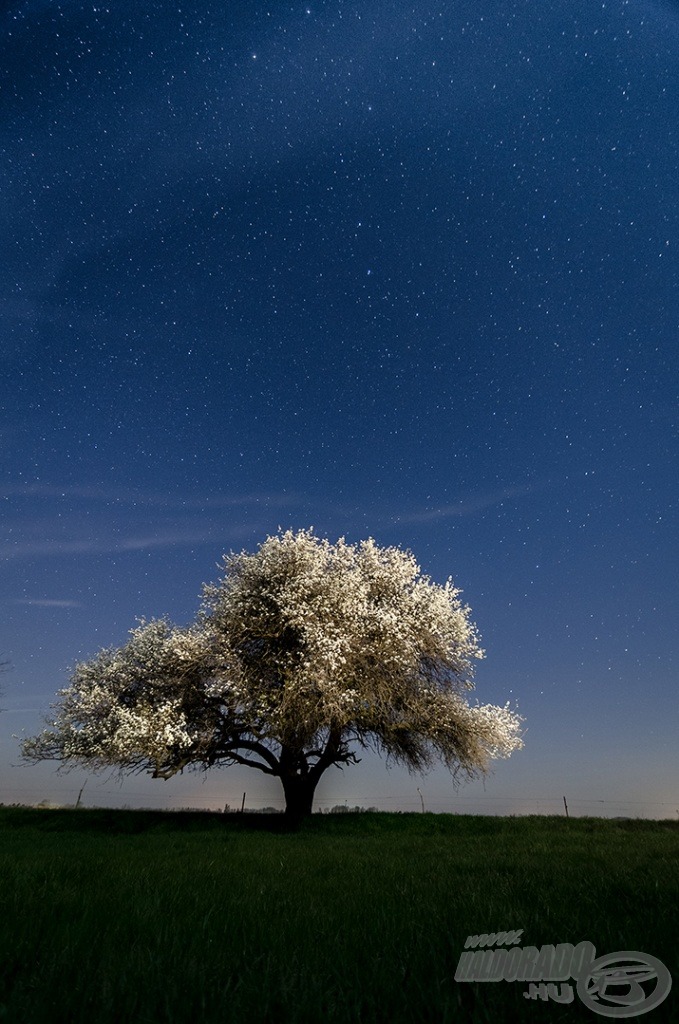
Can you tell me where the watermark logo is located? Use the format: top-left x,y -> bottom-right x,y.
577,951 -> 672,1018
455,932 -> 672,1017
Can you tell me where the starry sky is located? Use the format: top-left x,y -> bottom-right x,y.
2,0 -> 677,816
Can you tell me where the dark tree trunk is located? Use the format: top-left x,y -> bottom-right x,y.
281,773 -> 318,826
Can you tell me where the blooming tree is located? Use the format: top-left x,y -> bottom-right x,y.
22,529 -> 523,822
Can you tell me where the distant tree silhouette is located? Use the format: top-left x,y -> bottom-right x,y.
0,656 -> 9,711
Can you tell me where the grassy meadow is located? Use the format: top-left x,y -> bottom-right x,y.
0,807 -> 676,1023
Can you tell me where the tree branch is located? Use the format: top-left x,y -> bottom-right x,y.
212,739 -> 280,775
308,727 -> 355,782
218,751 -> 278,774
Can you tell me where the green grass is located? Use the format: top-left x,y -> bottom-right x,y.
0,808 -> 677,1023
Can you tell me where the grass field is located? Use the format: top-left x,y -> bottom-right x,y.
0,807 -> 676,1023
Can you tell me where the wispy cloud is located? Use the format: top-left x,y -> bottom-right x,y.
0,525 -> 262,561
0,485 -> 317,561
392,482 -> 549,524
12,599 -> 82,608
0,483 -> 300,510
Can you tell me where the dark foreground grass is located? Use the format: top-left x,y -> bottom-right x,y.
0,808 -> 676,1023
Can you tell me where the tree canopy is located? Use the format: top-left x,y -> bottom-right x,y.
22,529 -> 523,821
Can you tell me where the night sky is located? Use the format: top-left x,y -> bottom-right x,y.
2,0 -> 677,816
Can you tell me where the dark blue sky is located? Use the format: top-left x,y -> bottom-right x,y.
2,0 -> 677,815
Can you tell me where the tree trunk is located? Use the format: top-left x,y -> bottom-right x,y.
281,773 -> 318,826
